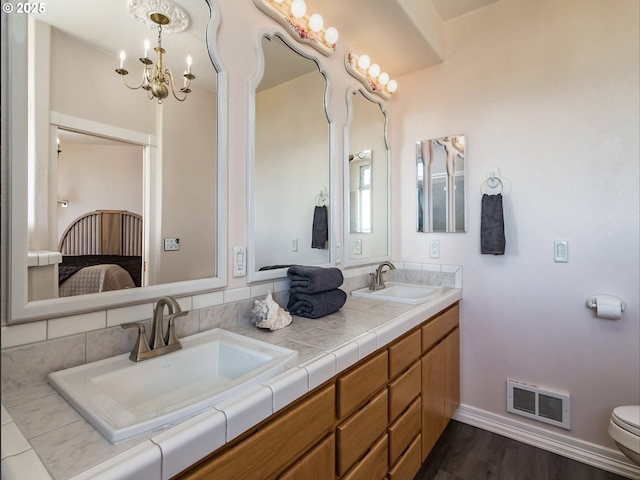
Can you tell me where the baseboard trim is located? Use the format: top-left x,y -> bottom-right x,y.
453,404 -> 640,480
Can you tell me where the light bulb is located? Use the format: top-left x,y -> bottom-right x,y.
291,0 -> 306,18
357,54 -> 370,70
309,13 -> 323,32
378,72 -> 389,85
273,0 -> 284,3
325,27 -> 338,45
119,50 -> 126,68
368,63 -> 380,78
387,80 -> 398,93
144,39 -> 150,58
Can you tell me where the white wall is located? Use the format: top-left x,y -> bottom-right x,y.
391,0 -> 639,449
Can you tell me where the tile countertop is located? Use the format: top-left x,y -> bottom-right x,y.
1,288 -> 462,480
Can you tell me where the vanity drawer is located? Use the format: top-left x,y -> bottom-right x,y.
388,433 -> 422,480
388,397 -> 421,466
337,350 -> 388,419
388,329 -> 421,379
422,303 -> 459,353
336,388 -> 388,476
388,360 -> 421,422
185,385 -> 335,480
341,433 -> 388,480
279,434 -> 335,480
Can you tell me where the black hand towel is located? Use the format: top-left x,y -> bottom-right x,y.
311,205 -> 328,249
481,193 -> 506,255
288,265 -> 343,294
287,289 -> 347,319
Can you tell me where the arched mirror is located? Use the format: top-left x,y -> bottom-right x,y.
5,0 -> 227,322
344,88 -> 390,265
247,33 -> 331,282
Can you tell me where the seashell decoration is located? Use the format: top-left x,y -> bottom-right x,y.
251,291 -> 293,331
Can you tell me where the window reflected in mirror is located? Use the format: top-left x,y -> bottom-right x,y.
349,150 -> 372,234
416,134 -> 466,233
251,34 -> 330,274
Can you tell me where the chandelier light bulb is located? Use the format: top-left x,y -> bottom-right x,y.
357,54 -> 371,70
119,50 -> 126,69
378,72 -> 389,85
290,0 -> 306,18
387,80 -> 398,93
368,63 -> 381,78
309,13 -> 323,32
325,27 -> 339,45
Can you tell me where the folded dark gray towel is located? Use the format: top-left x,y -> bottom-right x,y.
287,289 -> 347,319
311,206 -> 328,249
481,194 -> 506,255
288,265 -> 343,294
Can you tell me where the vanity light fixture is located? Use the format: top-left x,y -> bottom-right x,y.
254,0 -> 339,56
115,10 -> 195,103
345,52 -> 398,99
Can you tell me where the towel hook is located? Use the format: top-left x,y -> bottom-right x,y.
315,186 -> 329,206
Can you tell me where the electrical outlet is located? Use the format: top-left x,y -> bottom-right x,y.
554,240 -> 568,262
233,247 -> 246,277
430,240 -> 440,258
164,238 -> 180,251
354,239 -> 362,255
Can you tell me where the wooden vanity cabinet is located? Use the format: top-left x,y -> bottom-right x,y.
421,303 -> 460,459
175,302 -> 460,480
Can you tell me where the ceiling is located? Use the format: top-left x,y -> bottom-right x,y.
37,0 -> 499,92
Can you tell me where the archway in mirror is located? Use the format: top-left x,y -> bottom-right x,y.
345,89 -> 390,265
249,33 -> 331,279
7,0 -> 225,321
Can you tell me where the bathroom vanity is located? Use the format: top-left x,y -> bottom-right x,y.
175,303 -> 460,480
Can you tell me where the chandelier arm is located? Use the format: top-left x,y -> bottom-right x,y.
118,67 -> 152,91
166,68 -> 188,102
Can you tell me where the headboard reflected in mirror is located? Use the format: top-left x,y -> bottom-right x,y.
4,0 -> 228,323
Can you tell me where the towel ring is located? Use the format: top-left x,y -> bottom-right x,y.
481,174 -> 504,195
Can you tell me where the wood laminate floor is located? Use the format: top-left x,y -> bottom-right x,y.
414,421 -> 630,480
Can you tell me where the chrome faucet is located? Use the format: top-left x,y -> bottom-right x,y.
121,296 -> 188,362
369,261 -> 395,291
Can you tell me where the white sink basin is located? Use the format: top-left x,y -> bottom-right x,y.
48,328 -> 297,443
351,282 -> 444,304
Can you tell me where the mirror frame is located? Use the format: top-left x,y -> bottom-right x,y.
3,1 -> 228,323
246,29 -> 335,283
342,86 -> 391,267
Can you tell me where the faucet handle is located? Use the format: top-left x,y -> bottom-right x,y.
164,311 -> 188,346
121,322 -> 151,362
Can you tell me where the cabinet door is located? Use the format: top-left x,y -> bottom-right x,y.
279,434 -> 335,480
444,327 -> 460,421
421,343 -> 446,459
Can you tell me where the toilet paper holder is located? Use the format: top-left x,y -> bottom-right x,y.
585,294 -> 626,319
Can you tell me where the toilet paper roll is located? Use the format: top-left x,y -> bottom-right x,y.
596,298 -> 622,320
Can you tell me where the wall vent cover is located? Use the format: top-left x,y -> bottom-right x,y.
507,379 -> 570,429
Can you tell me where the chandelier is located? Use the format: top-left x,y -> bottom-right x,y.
115,13 -> 195,103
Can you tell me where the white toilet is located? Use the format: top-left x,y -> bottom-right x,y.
609,405 -> 640,466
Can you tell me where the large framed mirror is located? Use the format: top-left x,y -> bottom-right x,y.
4,0 -> 227,323
416,134 -> 466,233
343,88 -> 390,266
247,32 -> 332,282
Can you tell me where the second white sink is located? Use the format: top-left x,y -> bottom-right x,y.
352,282 -> 444,304
48,328 -> 298,443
